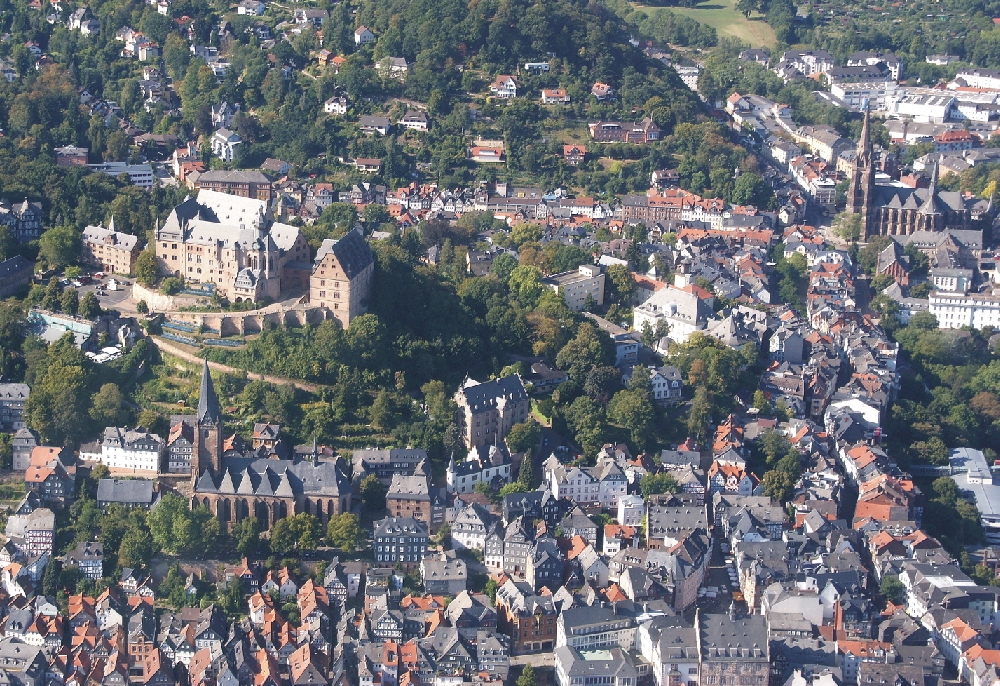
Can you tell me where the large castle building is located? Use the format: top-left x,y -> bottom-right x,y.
154,190 -> 310,302
185,361 -> 352,528
846,108 -> 978,239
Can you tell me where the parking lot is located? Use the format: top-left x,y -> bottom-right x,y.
60,272 -> 134,311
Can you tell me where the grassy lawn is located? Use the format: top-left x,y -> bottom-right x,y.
634,0 -> 777,48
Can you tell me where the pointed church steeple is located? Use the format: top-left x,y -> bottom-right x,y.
846,101 -> 877,239
858,103 -> 872,158
918,162 -> 943,214
197,359 -> 221,425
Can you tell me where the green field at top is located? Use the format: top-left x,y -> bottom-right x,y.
634,0 -> 777,49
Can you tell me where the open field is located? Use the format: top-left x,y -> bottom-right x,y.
634,0 -> 777,48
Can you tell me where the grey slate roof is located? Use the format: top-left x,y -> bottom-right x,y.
458,374 -> 527,415
97,479 -> 155,505
314,229 -> 374,279
197,360 -> 221,425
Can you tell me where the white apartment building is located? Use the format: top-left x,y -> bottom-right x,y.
955,68 -> 1000,91
830,81 -> 898,112
930,292 -> 1000,329
91,427 -> 164,473
542,264 -> 605,311
617,495 -> 645,527
549,466 -> 599,507
781,50 -> 835,76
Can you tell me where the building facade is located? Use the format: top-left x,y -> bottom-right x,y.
0,383 -> 29,432
454,375 -> 530,449
309,230 -> 375,329
155,190 -> 310,302
81,222 -> 140,275
373,517 -> 428,567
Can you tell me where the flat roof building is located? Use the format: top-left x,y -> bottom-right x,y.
542,264 -> 605,311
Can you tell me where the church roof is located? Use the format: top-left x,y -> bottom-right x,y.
194,457 -> 350,498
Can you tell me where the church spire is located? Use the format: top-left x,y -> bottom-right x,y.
858,102 -> 872,158
197,359 -> 221,425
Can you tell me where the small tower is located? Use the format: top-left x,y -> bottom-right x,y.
192,360 -> 223,478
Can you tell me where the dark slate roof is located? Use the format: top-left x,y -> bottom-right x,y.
194,457 -> 350,497
314,229 -> 374,279
870,184 -> 969,214
458,375 -> 528,415
699,613 -> 769,661
0,256 -> 32,280
97,478 -> 155,504
197,360 -> 221,425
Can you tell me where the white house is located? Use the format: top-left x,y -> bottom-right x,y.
237,0 -> 264,15
451,503 -> 494,551
210,128 -> 241,162
617,495 -> 645,527
489,75 -> 518,99
324,96 -> 348,115
354,26 -> 374,45
446,445 -> 512,494
93,427 -> 163,473
632,286 -> 714,345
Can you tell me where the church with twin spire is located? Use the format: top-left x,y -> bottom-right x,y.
182,360 -> 351,529
846,107 -> 979,239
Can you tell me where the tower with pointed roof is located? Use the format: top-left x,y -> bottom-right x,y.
846,104 -> 876,239
192,360 -> 223,479
916,162 -> 946,232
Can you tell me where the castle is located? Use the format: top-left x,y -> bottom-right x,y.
154,190 -> 311,302
184,361 -> 351,528
846,107 -> 977,239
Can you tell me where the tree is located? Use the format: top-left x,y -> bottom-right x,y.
232,516 -> 262,558
506,419 -> 540,454
484,577 -> 499,602
832,212 -> 863,241
134,250 -> 158,286
517,665 -> 537,686
761,470 -> 793,501
608,390 -> 656,451
105,131 -> 130,162
585,366 -> 622,405
360,473 -> 386,513
686,387 -> 713,443
118,526 -> 154,568
517,452 -> 533,486
60,289 -> 78,315
605,264 -> 636,304
639,472 -> 678,498
880,575 -> 906,605
270,513 -> 320,554
327,513 -> 363,553
42,558 -> 61,597
556,323 -> 614,385
731,172 -> 773,208
136,300 -> 149,314
508,265 -> 543,307
90,383 -> 127,426
79,292 -> 101,320
38,226 -> 79,269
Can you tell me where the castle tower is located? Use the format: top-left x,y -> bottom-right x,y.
846,104 -> 876,238
192,359 -> 223,478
